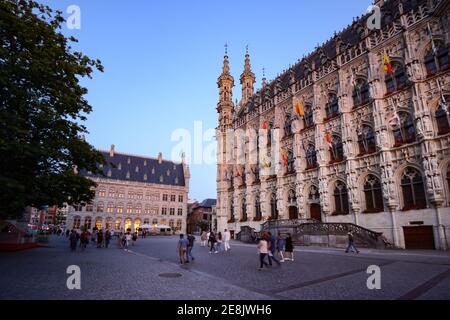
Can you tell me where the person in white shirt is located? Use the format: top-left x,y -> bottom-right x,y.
223,229 -> 231,252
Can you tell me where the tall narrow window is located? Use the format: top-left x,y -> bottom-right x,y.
401,167 -> 427,210
436,101 -> 450,135
284,113 -> 293,137
353,79 -> 371,107
304,104 -> 314,128
241,198 -> 247,222
287,148 -> 295,174
393,112 -> 416,147
330,135 -> 344,163
363,175 -> 384,213
270,193 -> 278,220
254,195 -> 262,221
83,217 -> 91,229
333,181 -> 349,215
385,62 -> 407,94
325,94 -> 339,119
358,125 -> 377,155
306,144 -> 318,169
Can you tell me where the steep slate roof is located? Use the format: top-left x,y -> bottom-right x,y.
198,199 -> 217,208
81,151 -> 186,187
241,0 -> 428,109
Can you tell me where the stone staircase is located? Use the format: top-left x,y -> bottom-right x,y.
237,219 -> 388,249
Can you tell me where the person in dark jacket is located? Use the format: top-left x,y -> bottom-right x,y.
285,233 -> 294,261
69,230 -> 78,251
209,232 -> 217,254
345,231 -> 360,253
97,230 -> 103,248
267,232 -> 281,266
104,230 -> 111,248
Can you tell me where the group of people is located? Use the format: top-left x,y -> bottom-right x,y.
199,229 -> 231,254
68,228 -> 140,252
176,233 -> 196,264
256,232 -> 294,271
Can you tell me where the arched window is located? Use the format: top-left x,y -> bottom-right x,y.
284,113 -> 293,137
270,193 -> 278,220
401,167 -> 427,210
254,195 -> 262,221
363,175 -> 384,213
288,189 -> 296,205
436,99 -> 450,135
425,45 -> 450,76
385,62 -> 407,94
241,198 -> 247,222
325,94 -> 339,119
287,149 -> 295,173
229,198 -> 235,223
393,112 -> 416,147
330,135 -> 344,163
358,125 -> 377,155
115,218 -> 121,231
306,144 -> 318,169
353,79 -> 371,107
84,217 -> 92,230
333,181 -> 349,215
304,104 -> 314,128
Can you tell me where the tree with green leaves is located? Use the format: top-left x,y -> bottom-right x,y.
0,0 -> 105,220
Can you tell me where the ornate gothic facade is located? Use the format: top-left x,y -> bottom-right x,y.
216,0 -> 450,249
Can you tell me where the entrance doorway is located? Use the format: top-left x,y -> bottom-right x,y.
289,206 -> 299,220
403,226 -> 435,250
310,204 -> 322,222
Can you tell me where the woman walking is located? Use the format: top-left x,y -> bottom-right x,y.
209,231 -> 217,254
200,231 -> 207,247
257,234 -> 270,271
285,233 -> 294,261
276,232 -> 286,262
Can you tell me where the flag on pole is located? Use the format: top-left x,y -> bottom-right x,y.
280,147 -> 288,168
294,99 -> 305,117
325,129 -> 332,149
383,52 -> 394,78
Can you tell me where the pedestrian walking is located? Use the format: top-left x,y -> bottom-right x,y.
223,229 -> 231,252
97,230 -> 103,248
267,232 -> 281,266
206,230 -> 211,248
187,233 -> 196,262
216,232 -> 223,253
125,232 -> 132,250
209,231 -> 218,254
177,234 -> 189,264
285,233 -> 294,261
69,230 -> 78,252
80,229 -> 90,251
345,231 -> 360,254
200,231 -> 207,247
104,230 -> 111,248
132,233 -> 137,246
276,232 -> 286,262
257,235 -> 270,271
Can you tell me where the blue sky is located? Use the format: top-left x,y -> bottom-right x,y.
43,0 -> 372,202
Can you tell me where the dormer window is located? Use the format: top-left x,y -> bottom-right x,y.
127,157 -> 131,164
144,160 -> 147,166
118,163 -> 122,170
135,166 -> 139,173
144,174 -> 148,181
152,168 -> 155,175
167,169 -> 171,176
160,175 -> 164,183
126,172 -> 130,179
107,170 -> 112,177
175,177 -> 179,184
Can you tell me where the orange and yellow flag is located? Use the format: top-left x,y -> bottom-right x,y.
294,99 -> 305,117
383,52 -> 394,77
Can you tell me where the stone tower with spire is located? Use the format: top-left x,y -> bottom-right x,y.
239,47 -> 256,106
216,46 -> 236,232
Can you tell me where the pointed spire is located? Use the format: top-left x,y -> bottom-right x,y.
240,46 -> 256,105
262,67 -> 267,88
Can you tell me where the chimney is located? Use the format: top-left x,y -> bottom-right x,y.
110,144 -> 115,157
158,152 -> 163,164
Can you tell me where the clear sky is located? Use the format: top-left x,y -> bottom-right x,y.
43,0 -> 372,202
